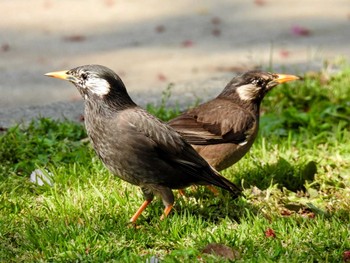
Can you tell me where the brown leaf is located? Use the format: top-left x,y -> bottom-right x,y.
212,29 -> 221,37
63,35 -> 86,42
104,0 -> 115,7
155,25 -> 165,33
254,0 -> 266,6
211,17 -> 221,25
279,50 -> 290,58
280,208 -> 292,216
202,243 -> 240,260
1,43 -> 10,52
291,25 -> 311,36
43,0 -> 53,9
182,40 -> 194,47
157,73 -> 167,82
343,251 -> 350,262
299,208 -> 316,219
265,228 -> 276,238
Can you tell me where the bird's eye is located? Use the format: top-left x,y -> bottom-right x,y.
81,72 -> 88,80
252,79 -> 259,85
256,79 -> 264,86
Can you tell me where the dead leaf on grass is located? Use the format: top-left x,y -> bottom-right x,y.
265,228 -> 276,238
202,243 -> 240,260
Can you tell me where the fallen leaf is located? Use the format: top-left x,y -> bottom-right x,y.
291,25 -> 311,36
157,73 -> 167,82
63,35 -> 86,42
280,208 -> 292,216
155,25 -> 165,33
299,208 -> 316,219
43,0 -> 53,9
343,251 -> 350,262
279,50 -> 290,58
104,0 -> 115,7
254,0 -> 266,6
211,17 -> 221,25
307,212 -> 316,219
30,169 -> 54,186
212,28 -> 221,37
1,43 -> 10,52
202,243 -> 240,260
265,228 -> 276,238
182,40 -> 194,47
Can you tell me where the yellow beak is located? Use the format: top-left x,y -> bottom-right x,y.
274,73 -> 300,84
44,70 -> 70,80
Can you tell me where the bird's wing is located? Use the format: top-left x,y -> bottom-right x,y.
116,108 -> 240,193
168,99 -> 256,145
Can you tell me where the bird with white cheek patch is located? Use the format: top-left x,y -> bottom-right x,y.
45,64 -> 242,224
169,70 -> 300,172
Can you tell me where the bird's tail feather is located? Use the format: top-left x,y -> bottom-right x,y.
207,166 -> 242,196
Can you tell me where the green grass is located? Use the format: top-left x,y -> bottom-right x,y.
1,66 -> 350,262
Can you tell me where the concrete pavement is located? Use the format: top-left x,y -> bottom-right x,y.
0,0 -> 349,126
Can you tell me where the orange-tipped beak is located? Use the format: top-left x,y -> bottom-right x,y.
274,73 -> 300,84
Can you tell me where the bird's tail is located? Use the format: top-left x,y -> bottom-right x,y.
207,166 -> 242,197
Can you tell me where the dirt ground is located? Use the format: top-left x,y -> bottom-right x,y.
0,0 -> 349,110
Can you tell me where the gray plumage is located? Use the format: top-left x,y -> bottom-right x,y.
45,64 -> 241,222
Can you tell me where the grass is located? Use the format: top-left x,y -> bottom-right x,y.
1,66 -> 350,262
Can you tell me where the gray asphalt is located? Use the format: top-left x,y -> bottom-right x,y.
0,0 -> 349,127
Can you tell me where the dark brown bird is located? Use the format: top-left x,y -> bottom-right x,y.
169,71 -> 299,171
45,65 -> 241,223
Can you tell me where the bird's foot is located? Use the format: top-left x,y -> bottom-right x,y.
129,199 -> 152,224
160,204 -> 173,220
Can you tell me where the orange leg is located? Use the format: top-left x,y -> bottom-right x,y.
206,185 -> 219,196
160,204 -> 173,220
178,189 -> 186,197
129,199 -> 152,223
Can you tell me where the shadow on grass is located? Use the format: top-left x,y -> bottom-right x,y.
233,158 -> 317,192
135,158 -> 319,224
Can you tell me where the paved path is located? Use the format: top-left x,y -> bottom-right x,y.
0,0 -> 349,126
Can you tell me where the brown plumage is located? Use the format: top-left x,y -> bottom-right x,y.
45,64 -> 241,223
169,71 -> 300,171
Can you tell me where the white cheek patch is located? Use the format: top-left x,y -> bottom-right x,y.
236,84 -> 261,101
86,78 -> 111,96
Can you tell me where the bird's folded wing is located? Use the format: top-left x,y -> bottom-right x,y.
168,99 -> 256,145
122,109 -> 221,173
116,108 -> 240,193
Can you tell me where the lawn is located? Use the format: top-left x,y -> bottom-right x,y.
1,65 -> 349,262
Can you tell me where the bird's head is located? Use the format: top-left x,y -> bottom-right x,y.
45,65 -> 129,101
220,71 -> 300,103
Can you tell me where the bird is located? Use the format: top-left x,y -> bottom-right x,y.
168,71 -> 300,172
45,64 -> 241,223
